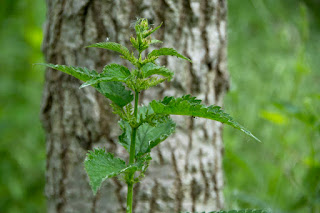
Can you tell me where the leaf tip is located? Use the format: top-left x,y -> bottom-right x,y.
79,83 -> 89,89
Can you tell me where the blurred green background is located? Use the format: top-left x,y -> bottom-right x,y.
0,0 -> 319,212
0,0 -> 46,212
224,0 -> 320,212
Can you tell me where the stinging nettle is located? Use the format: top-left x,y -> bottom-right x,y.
38,18 -> 260,213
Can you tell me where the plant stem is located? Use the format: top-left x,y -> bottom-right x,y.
126,90 -> 139,213
134,90 -> 139,119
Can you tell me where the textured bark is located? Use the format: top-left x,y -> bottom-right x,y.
41,0 -> 229,212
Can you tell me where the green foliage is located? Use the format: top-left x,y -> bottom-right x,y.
182,211 -> 270,213
3,0 -> 319,212
1,1 -> 318,213
87,42 -> 137,65
36,63 -> 98,82
80,63 -> 130,88
290,165 -> 320,210
207,210 -> 269,213
84,149 -> 127,194
273,100 -> 320,131
140,21 -> 162,38
0,0 -> 46,212
37,17 -> 260,213
130,18 -> 163,52
150,95 -> 260,142
126,76 -> 168,92
94,81 -> 134,107
147,47 -> 192,62
119,111 -> 176,157
84,148 -> 151,194
141,62 -> 174,80
37,63 -> 133,107
150,39 -> 163,45
224,1 -> 320,212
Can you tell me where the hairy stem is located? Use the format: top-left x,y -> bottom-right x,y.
127,90 -> 139,213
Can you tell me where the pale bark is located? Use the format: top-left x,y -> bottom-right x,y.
41,0 -> 229,212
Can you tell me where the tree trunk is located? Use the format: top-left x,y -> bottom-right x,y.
41,0 -> 229,212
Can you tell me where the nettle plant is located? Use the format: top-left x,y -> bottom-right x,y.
39,19 -> 262,213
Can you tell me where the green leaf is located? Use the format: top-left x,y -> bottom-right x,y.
37,63 -> 132,107
80,64 -> 131,88
141,62 -> 174,80
84,149 -> 127,194
150,39 -> 163,45
87,42 -> 130,56
150,95 -> 260,142
148,48 -> 192,62
87,42 -> 136,64
36,63 -> 98,82
95,81 -> 133,107
207,210 -> 269,213
118,106 -> 176,157
126,75 -> 168,92
142,22 -> 163,38
102,63 -> 130,77
37,63 -> 132,106
136,118 -> 175,153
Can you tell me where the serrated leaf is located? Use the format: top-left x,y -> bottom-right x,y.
95,81 -> 133,107
136,118 -> 175,153
102,63 -> 130,76
87,42 -> 130,56
126,75 -> 168,92
148,48 -> 192,62
80,64 -> 131,88
37,63 -> 132,107
84,149 -> 127,194
118,106 -> 176,157
150,95 -> 260,142
141,62 -> 174,80
207,210 -> 269,213
87,42 -> 137,64
136,77 -> 167,91
36,63 -> 98,81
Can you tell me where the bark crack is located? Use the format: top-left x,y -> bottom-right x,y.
80,0 -> 93,45
148,180 -> 159,213
91,191 -> 100,213
57,82 -> 68,213
133,182 -> 141,211
49,0 -> 67,62
199,149 -> 210,204
156,146 -> 165,165
211,129 -> 223,209
190,177 -> 201,212
184,117 -> 194,173
171,149 -> 183,212
113,178 -> 126,212
214,0 -> 229,101
91,0 -> 108,69
155,0 -> 168,66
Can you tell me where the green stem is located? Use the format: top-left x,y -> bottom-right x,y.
126,182 -> 133,213
129,127 -> 137,165
134,90 -> 139,119
126,90 -> 139,213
